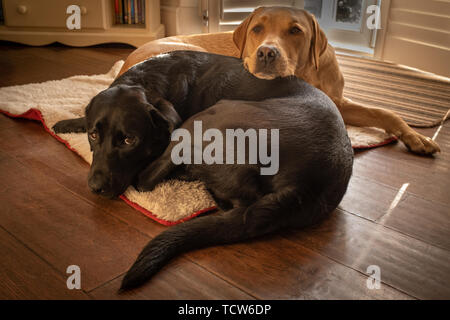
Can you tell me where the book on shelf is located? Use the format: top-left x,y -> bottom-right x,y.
114,0 -> 145,25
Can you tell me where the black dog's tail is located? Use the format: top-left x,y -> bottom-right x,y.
120,188 -> 329,292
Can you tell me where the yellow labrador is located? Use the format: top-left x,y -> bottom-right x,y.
119,6 -> 440,155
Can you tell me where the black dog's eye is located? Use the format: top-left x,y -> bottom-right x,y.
89,131 -> 98,140
124,136 -> 136,145
252,25 -> 263,34
290,26 -> 302,34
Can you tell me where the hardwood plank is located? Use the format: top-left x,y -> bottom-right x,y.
0,227 -> 89,300
379,194 -> 450,251
283,210 -> 450,299
340,174 -> 450,250
352,151 -> 450,206
0,150 -> 152,292
369,126 -> 450,171
0,113 -> 21,130
0,42 -> 133,86
350,124 -> 450,206
182,234 -> 412,300
340,175 -> 397,221
90,259 -> 254,300
315,123 -> 450,251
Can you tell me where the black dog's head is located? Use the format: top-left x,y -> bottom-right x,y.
85,84 -> 178,198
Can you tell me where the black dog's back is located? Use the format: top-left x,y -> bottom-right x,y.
185,96 -> 353,221
115,51 -> 308,120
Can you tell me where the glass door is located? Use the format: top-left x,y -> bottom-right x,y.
305,0 -> 379,53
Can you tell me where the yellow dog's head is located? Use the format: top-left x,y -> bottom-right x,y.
233,6 -> 328,79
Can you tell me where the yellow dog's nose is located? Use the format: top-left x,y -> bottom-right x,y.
257,45 -> 279,64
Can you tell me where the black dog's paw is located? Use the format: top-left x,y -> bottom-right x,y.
52,117 -> 86,134
135,161 -> 171,192
135,172 -> 159,193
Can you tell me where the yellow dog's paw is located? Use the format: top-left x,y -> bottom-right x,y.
401,132 -> 441,155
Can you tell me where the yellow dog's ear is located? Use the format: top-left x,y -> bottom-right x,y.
310,14 -> 328,70
233,7 -> 263,58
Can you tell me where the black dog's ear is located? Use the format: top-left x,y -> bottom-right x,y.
146,104 -> 173,141
150,98 -> 182,133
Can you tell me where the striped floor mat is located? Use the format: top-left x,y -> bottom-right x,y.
337,54 -> 450,127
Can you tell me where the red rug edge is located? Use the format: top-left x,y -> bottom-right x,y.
0,108 -> 216,226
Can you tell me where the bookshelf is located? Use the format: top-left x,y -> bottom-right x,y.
0,0 -> 165,47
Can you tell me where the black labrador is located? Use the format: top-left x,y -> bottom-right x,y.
54,51 -> 307,198
52,51 -> 353,291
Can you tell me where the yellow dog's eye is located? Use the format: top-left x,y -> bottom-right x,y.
252,25 -> 263,33
290,26 -> 302,34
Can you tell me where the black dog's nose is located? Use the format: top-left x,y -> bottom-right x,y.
88,173 -> 107,195
257,45 -> 279,64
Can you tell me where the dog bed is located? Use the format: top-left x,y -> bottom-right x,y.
0,60 -> 396,225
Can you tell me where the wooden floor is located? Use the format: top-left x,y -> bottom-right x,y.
0,42 -> 449,300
